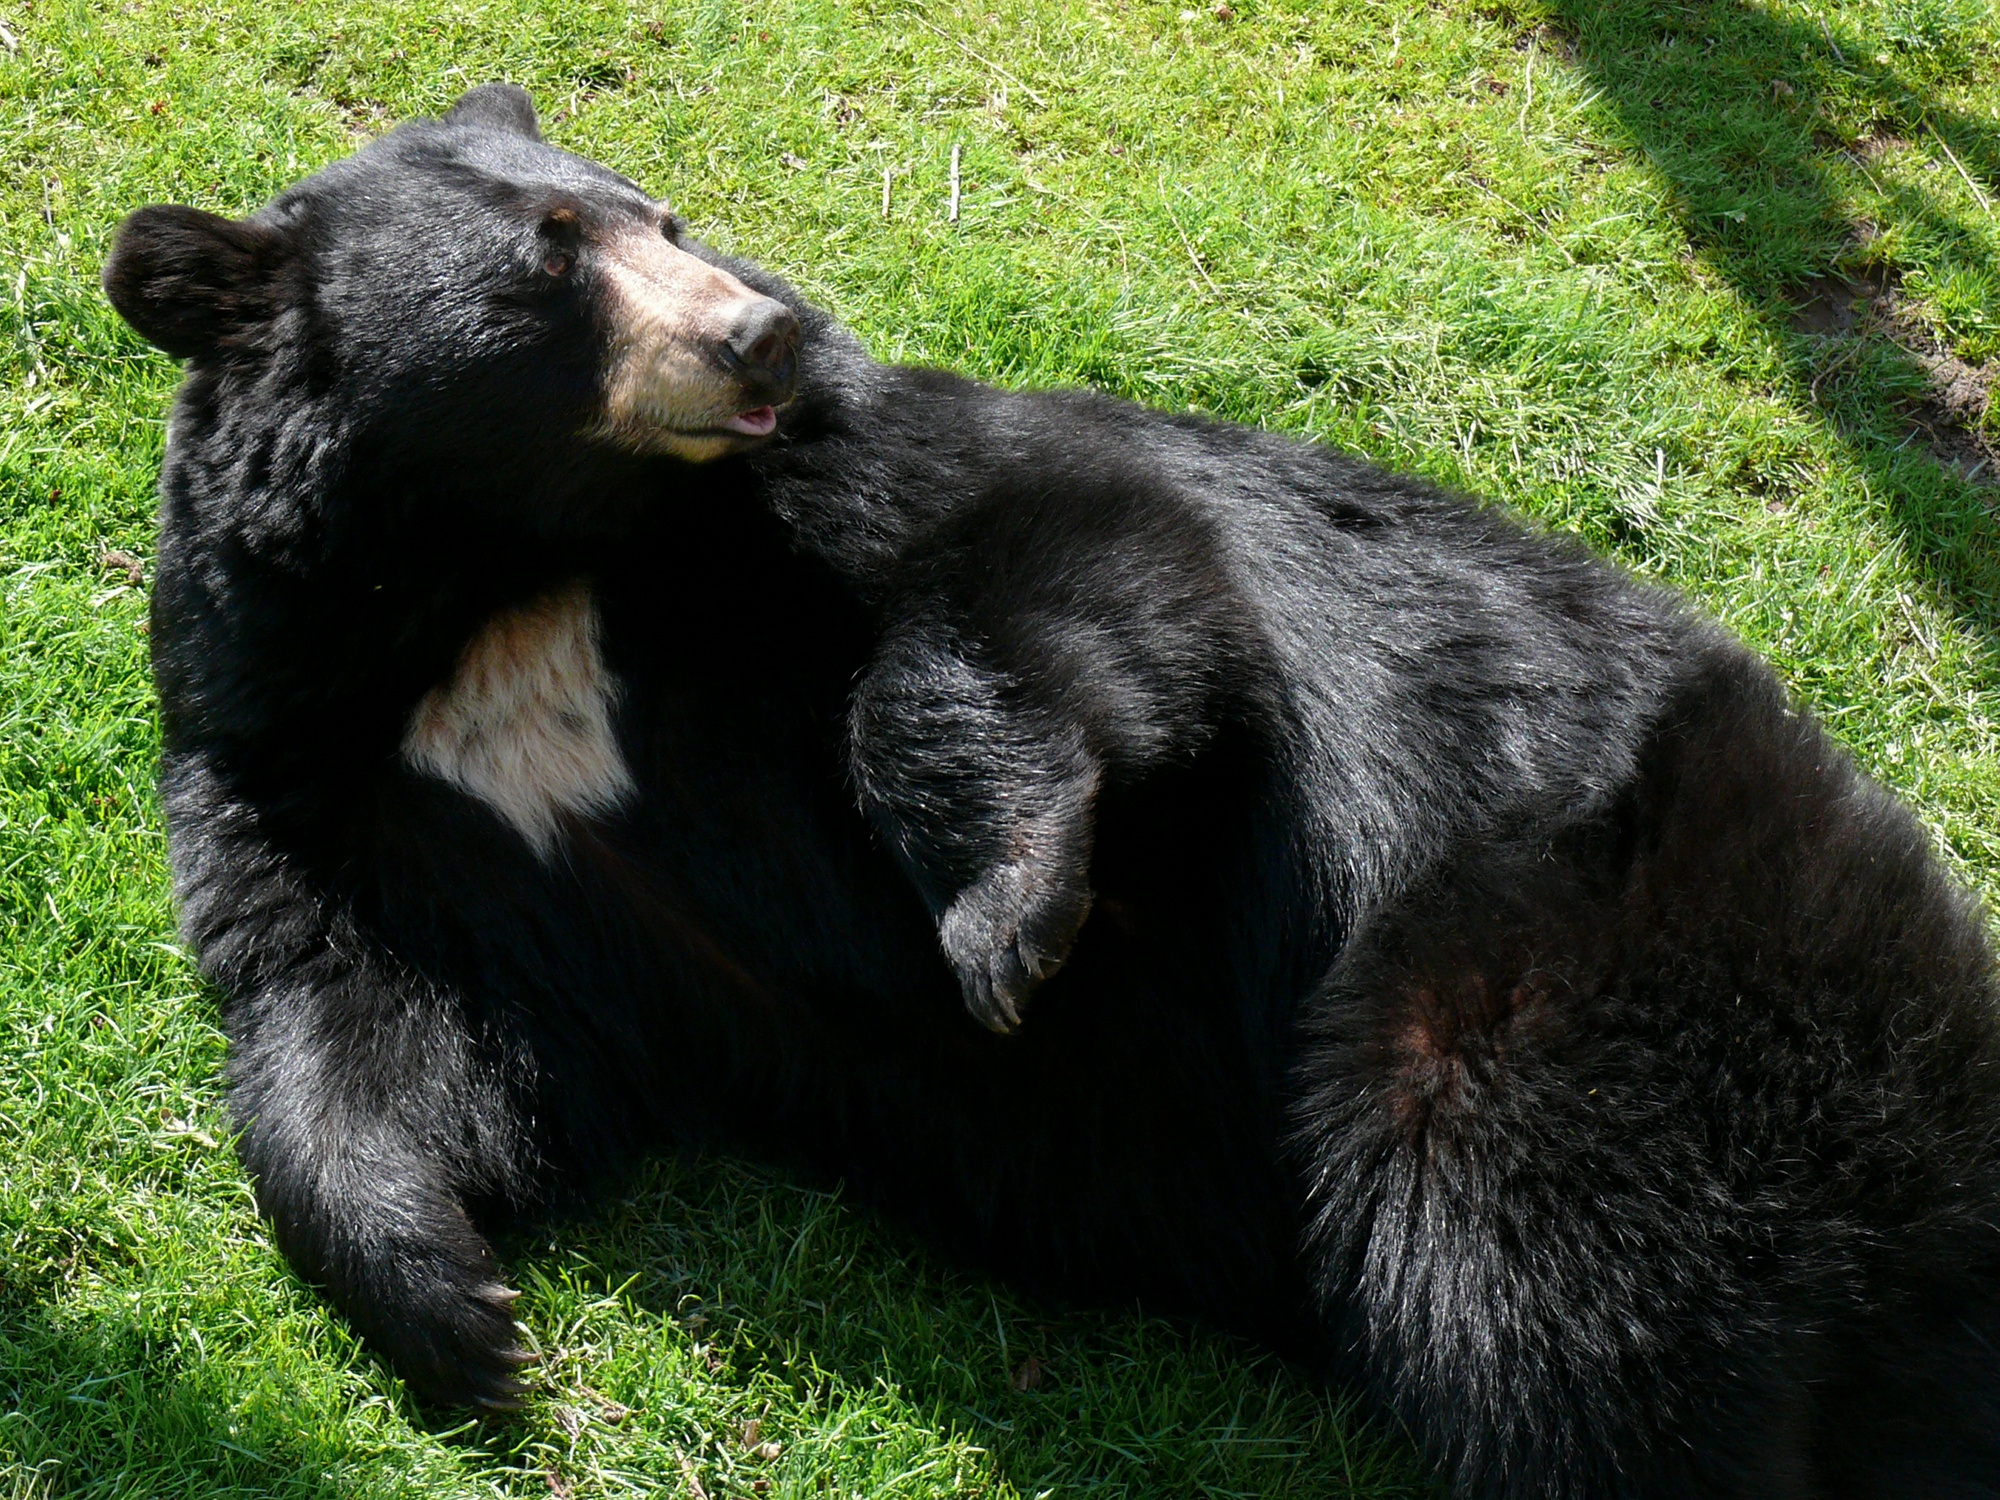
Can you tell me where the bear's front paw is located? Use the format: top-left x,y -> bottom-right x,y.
364,1261 -> 538,1411
938,860 -> 1094,1033
422,1281 -> 538,1411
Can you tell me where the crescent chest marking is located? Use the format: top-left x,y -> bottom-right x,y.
402,581 -> 635,856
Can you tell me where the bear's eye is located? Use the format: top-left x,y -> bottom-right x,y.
543,249 -> 574,278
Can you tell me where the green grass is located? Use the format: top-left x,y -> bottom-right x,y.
2,0 -> 1996,1494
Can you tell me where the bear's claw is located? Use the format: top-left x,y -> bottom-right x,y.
468,1347 -> 539,1412
373,1273 -> 539,1412
939,860 -> 1093,1033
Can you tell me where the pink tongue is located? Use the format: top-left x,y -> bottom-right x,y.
723,406 -> 777,436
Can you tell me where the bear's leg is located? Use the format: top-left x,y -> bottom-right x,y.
848,620 -> 1099,1032
1296,926 -> 1797,1495
1292,845 -> 2000,1498
225,961 -> 537,1408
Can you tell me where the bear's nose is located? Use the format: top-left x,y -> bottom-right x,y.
720,299 -> 800,402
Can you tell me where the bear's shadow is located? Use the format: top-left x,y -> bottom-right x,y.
486,1153 -> 1437,1498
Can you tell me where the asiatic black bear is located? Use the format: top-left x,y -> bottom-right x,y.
103,84 -> 2000,1497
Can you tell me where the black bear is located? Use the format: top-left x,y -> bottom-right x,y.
103,84 -> 2000,1497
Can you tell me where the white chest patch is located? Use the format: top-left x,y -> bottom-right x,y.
402,582 -> 635,857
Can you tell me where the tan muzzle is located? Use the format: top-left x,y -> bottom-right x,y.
592,227 -> 798,462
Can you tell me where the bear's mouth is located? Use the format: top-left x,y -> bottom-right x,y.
597,397 -> 789,459
718,405 -> 778,437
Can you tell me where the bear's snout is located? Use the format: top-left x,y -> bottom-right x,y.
719,299 -> 799,406
591,226 -> 799,461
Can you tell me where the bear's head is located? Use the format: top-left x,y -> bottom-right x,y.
103,83 -> 799,468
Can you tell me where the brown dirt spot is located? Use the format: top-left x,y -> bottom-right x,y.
341,100 -> 391,141
1517,20 -> 1576,62
1791,266 -> 1995,485
1855,120 -> 1911,162
1790,266 -> 1890,338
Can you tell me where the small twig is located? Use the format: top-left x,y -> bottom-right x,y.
882,166 -> 892,217
1164,199 -> 1221,298
1807,338 -> 1862,402
948,143 -> 961,224
674,1450 -> 710,1500
1926,122 -> 1992,213
1896,592 -> 1939,660
1818,15 -> 1844,64
909,12 -> 1048,107
1840,149 -> 1890,200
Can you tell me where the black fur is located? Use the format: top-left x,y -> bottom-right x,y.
107,88 -> 2000,1495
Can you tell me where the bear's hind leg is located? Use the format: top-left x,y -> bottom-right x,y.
1291,831 -> 2000,1498
1292,861 -> 1752,1496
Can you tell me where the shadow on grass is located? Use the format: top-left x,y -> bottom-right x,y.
1548,0 -> 1998,639
501,1155 -> 1437,1499
0,1157 -> 1429,1496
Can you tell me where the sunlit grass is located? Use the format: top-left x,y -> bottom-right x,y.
2,0 -> 1995,1494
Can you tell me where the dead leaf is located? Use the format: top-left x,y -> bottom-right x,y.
674,1451 -> 709,1500
98,547 -> 144,586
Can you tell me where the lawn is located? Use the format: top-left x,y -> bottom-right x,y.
1,0 -> 1995,1495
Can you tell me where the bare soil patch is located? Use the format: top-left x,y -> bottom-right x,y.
1792,267 -> 1995,485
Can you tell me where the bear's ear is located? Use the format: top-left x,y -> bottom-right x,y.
101,205 -> 286,361
444,83 -> 542,141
